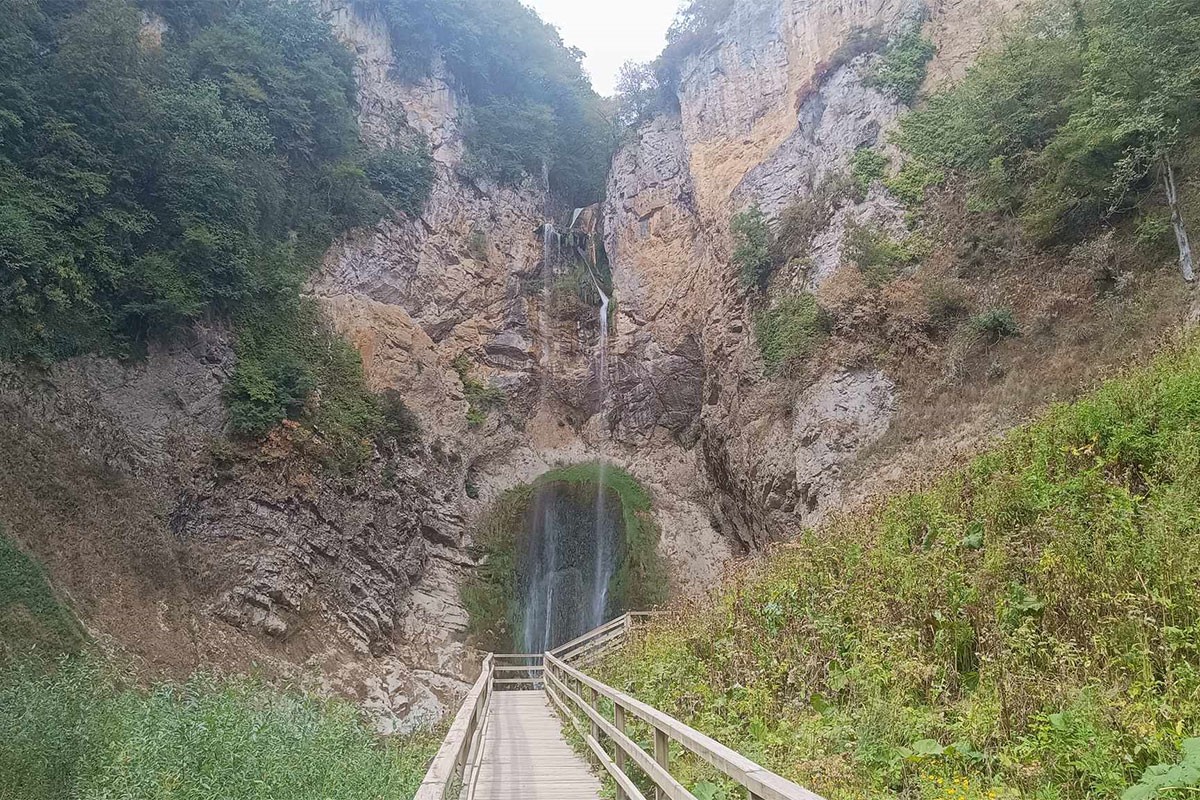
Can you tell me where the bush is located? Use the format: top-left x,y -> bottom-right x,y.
864,28 -> 935,105
452,355 -> 504,428
364,141 -> 435,216
969,307 -> 1019,342
754,294 -> 829,376
464,100 -> 555,187
770,175 -> 854,268
376,389 -> 421,453
732,205 -> 773,289
895,0 -> 1200,246
850,147 -> 889,195
923,283 -> 972,332
884,159 -> 944,207
843,222 -> 926,286
225,299 -> 387,472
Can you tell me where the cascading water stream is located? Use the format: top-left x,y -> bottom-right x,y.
517,216 -> 621,652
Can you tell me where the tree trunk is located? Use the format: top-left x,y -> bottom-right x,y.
1163,153 -> 1196,283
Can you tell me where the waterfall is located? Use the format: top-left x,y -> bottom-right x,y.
518,479 -> 621,653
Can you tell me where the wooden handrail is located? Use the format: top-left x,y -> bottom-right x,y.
416,611 -> 805,800
413,654 -> 494,800
544,651 -> 826,800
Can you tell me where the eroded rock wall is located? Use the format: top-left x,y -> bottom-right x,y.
604,0 -> 1037,547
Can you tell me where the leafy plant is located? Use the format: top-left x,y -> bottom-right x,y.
732,205 -> 773,289
850,148 -> 890,195
364,140 -> 435,216
864,28 -> 935,105
452,354 -> 505,428
843,222 -> 926,286
1122,739 -> 1200,800
895,0 -> 1200,252
754,294 -> 829,376
969,308 -> 1019,343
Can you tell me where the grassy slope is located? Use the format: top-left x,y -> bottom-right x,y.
0,527 -> 438,800
597,338 -> 1200,799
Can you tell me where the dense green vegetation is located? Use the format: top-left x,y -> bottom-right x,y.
0,527 -> 439,800
0,660 -> 440,800
598,336 -> 1200,799
753,294 -> 829,376
895,0 -> 1200,250
864,27 -> 935,106
463,462 -> 668,652
369,0 -> 614,205
451,354 -> 505,428
0,0 -> 429,461
732,205 -> 772,289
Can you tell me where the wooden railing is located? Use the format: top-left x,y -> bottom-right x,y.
412,654 -> 492,800
543,647 -> 826,800
414,612 -> 825,800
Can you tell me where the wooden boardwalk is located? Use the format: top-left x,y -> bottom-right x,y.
473,690 -> 601,800
414,614 -> 823,800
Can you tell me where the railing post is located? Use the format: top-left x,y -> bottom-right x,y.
614,703 -> 628,800
589,686 -> 600,744
654,728 -> 669,800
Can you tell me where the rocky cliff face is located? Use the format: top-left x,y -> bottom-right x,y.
602,0 -> 1190,550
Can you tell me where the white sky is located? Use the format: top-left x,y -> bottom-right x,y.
523,0 -> 680,96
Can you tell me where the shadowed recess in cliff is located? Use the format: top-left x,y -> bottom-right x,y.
462,462 -> 668,653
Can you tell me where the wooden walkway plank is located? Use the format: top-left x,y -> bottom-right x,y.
472,690 -> 602,800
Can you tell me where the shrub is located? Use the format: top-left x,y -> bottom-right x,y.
452,355 -> 505,428
864,28 -> 935,105
895,0 -> 1200,247
884,159 -> 944,207
376,389 -> 421,453
923,283 -> 972,332
843,222 -> 925,286
732,205 -> 773,289
850,147 -> 889,195
225,299 -> 386,472
969,307 -> 1019,342
364,140 -> 435,216
770,174 -> 854,268
754,294 -> 829,376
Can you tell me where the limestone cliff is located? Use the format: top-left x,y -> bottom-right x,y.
602,0 -> 1190,549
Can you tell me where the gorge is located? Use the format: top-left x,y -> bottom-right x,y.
2,0 -> 1200,794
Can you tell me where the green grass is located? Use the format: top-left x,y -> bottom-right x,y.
596,335 -> 1200,799
0,659 -> 440,800
0,529 -> 83,659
